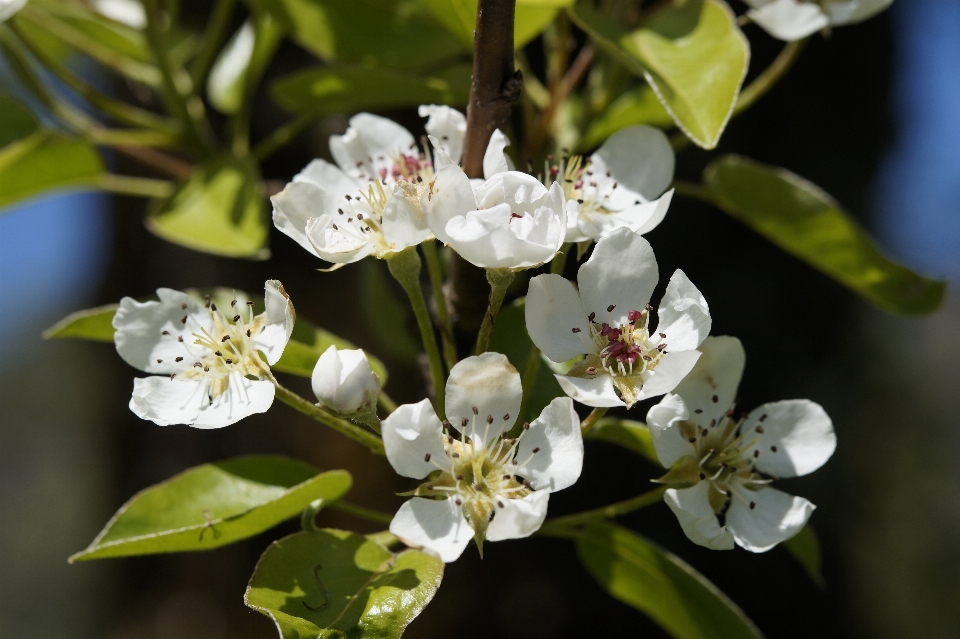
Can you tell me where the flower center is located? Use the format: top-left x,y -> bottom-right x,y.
546,153 -> 636,218
573,306 -> 667,377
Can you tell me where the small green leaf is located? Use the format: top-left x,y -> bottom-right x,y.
360,259 -> 420,364
418,0 -> 567,50
579,85 -> 672,150
278,318 -> 389,386
489,298 -> 564,425
147,156 -> 268,259
42,304 -> 119,342
270,65 -> 471,115
586,418 -> 659,464
0,94 -> 39,148
575,521 -> 763,639
0,132 -> 104,211
247,0 -> 463,70
782,525 -> 825,588
703,155 -> 946,315
209,13 -> 285,115
71,456 -> 352,561
245,529 -> 444,639
570,0 -> 749,149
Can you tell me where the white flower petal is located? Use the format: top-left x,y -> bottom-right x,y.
525,274 -> 593,363
827,0 -> 892,25
311,346 -> 379,414
555,374 -> 624,408
726,487 -> 815,553
482,129 -> 513,179
515,397 -> 583,493
207,21 -> 255,114
664,484 -> 734,550
423,163 -> 477,245
577,227 -> 658,326
329,113 -> 416,172
748,0 -> 830,41
305,215 -> 376,264
486,491 -> 550,541
635,349 -> 702,401
580,189 -> 674,240
420,105 -> 466,164
292,159 -> 360,196
672,336 -> 745,430
445,353 -> 522,445
271,180 -> 351,258
114,288 -> 209,374
654,269 -> 711,353
741,400 -> 836,478
381,399 -> 447,480
594,125 -> 675,201
646,393 -> 695,468
390,498 -> 472,563
253,280 -> 294,365
382,182 -> 431,248
93,0 -> 146,28
130,374 -> 275,428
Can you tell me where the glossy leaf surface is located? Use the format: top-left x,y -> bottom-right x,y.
245,529 -> 444,639
42,304 -> 119,342
418,0 -> 572,50
576,521 -> 763,639
579,85 -> 672,150
704,155 -> 946,315
71,457 -> 351,561
0,132 -> 104,211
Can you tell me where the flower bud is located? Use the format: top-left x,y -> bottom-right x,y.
311,345 -> 380,414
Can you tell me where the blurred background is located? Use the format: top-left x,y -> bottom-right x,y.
2,0 -> 959,637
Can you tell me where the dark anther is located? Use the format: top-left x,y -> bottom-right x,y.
503,414 -> 510,421
701,429 -> 709,437
181,315 -> 188,324
475,483 -> 483,491
712,394 -> 718,403
225,359 -> 233,364
726,490 -> 732,497
338,209 -> 344,215
211,303 -> 217,312
233,315 -> 240,322
424,453 -> 431,462
488,511 -> 495,522
503,475 -> 511,481
759,414 -> 768,422
498,501 -> 505,508
247,301 -> 254,306
472,406 -> 479,415
170,374 -> 176,380
357,213 -> 363,220
194,362 -> 202,367
426,483 -> 434,490
699,473 -> 706,480
770,445 -> 778,452
175,357 -> 183,362
642,355 -> 653,361
689,437 -> 697,443
646,304 -> 653,312
221,335 -> 230,342
694,409 -> 703,414
755,425 -> 765,434
753,450 -> 760,458
572,327 -> 581,333
246,329 -> 251,337
332,223 -> 338,230
345,194 -> 352,200
586,367 -> 597,375
455,498 -> 462,505
588,312 -> 596,322
442,420 -> 452,428
461,417 -> 469,427
452,453 -> 460,458
181,303 -> 187,310
231,300 -> 237,307
532,447 -> 540,454
523,422 -> 530,430
710,419 -> 716,427
657,344 -> 666,350
161,330 -> 169,335
203,366 -> 210,372
659,332 -> 666,338
156,359 -> 162,363
215,351 -> 222,357
448,436 -> 454,444
456,474 -> 464,480
486,415 -> 494,424
606,304 -> 616,312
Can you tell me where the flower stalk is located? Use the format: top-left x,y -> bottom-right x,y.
474,268 -> 515,355
538,486 -> 667,535
421,241 -> 459,369
272,383 -> 386,456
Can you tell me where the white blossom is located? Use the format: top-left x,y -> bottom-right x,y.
744,0 -> 893,41
382,353 -> 583,562
553,126 -> 675,243
647,336 -> 836,552
0,0 -> 27,22
526,227 -> 710,409
422,163 -> 567,269
113,281 -> 294,428
92,0 -> 146,28
311,345 -> 380,415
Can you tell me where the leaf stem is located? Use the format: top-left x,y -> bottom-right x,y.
273,382 -> 386,456
474,268 -> 515,355
387,248 -> 447,419
97,174 -> 175,198
538,486 -> 667,534
189,0 -> 238,92
580,406 -> 608,435
421,241 -> 458,369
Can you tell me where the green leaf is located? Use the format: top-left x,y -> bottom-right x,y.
71,456 -> 352,561
360,259 -> 420,364
585,418 -> 659,464
245,529 -> 444,639
247,0 -> 463,70
0,132 -> 104,211
703,155 -> 946,315
278,318 -> 390,386
42,304 -> 119,342
489,298 -> 564,425
147,156 -> 269,259
270,64 -> 471,115
575,521 -> 763,639
570,0 -> 749,149
782,525 -> 825,587
579,84 -> 672,150
209,13 -> 285,115
0,95 -> 39,148
417,0 -> 568,50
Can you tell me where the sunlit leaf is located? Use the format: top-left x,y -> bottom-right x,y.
585,418 -> 659,464
703,155 -> 946,315
782,525 -> 825,587
209,12 -> 285,115
246,0 -> 463,70
0,94 -> 39,148
42,304 -> 119,342
576,521 -> 763,639
71,456 -> 352,561
0,132 -> 104,212
570,0 -> 748,149
579,84 -> 672,150
245,529 -> 444,639
147,156 -> 268,259
278,317 -> 390,386
417,0 -> 570,50
270,64 -> 471,115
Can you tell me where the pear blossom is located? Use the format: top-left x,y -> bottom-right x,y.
382,353 -> 583,562
526,227 -> 710,409
113,281 -> 294,428
0,0 -> 27,22
311,345 -> 380,415
744,0 -> 893,42
648,336 -> 836,552
422,164 -> 567,269
553,126 -> 675,243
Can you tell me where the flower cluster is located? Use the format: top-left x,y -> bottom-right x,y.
106,107 -> 837,562
744,0 -> 893,41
